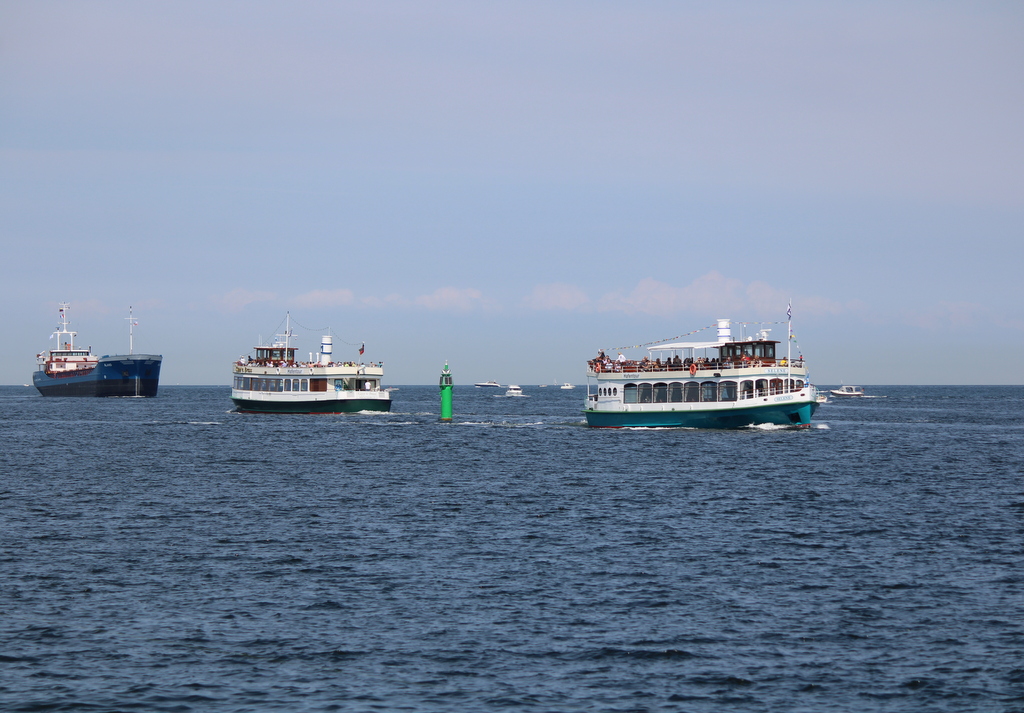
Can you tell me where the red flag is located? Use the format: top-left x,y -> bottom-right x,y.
359,343 -> 365,355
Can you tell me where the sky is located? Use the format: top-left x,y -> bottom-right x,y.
2,1 -> 1023,386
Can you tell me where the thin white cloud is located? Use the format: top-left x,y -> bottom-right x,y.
360,293 -> 411,308
522,283 -> 590,311
414,287 -> 489,312
211,288 -> 276,313
903,301 -> 983,330
291,289 -> 356,309
596,273 -> 747,317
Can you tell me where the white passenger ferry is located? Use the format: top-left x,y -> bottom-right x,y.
231,316 -> 390,414
584,318 -> 817,428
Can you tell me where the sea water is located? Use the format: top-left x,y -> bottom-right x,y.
1,385 -> 1022,712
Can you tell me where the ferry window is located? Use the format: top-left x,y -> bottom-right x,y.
700,381 -> 718,402
668,382 -> 682,402
653,382 -> 668,403
740,380 -> 753,399
623,383 -> 638,403
612,387 -> 617,397
795,380 -> 804,390
769,378 -> 783,395
311,378 -> 327,392
638,383 -> 653,403
719,381 -> 737,401
753,344 -> 764,358
301,379 -> 308,392
285,379 -> 292,392
683,381 -> 700,402
756,379 -> 768,397
766,345 -> 775,359
743,344 -> 754,357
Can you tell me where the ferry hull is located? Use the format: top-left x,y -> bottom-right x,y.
33,355 -> 162,397
584,401 -> 817,429
231,397 -> 391,414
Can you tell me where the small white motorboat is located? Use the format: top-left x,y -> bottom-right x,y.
560,382 -> 575,390
831,385 -> 866,397
474,380 -> 501,388
505,385 -> 525,397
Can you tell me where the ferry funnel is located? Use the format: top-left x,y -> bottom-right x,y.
320,335 -> 333,365
717,318 -> 732,343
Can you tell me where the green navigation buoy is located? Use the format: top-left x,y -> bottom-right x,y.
439,362 -> 453,421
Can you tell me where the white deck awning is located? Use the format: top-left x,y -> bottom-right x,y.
648,341 -> 724,352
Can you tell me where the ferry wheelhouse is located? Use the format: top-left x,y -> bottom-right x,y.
231,317 -> 390,414
584,318 -> 817,428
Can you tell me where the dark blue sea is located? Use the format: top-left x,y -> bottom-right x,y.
2,384 -> 1023,712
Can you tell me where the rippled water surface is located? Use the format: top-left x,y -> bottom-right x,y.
2,385 -> 1023,711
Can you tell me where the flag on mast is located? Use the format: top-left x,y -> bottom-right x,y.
359,343 -> 365,356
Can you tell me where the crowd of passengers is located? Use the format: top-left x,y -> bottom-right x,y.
587,350 -> 803,373
235,356 -> 382,368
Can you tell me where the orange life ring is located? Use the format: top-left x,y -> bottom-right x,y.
595,362 -> 602,373
689,363 -> 697,376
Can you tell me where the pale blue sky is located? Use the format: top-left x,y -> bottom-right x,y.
3,1 -> 1022,385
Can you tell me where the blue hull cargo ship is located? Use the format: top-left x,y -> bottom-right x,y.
33,303 -> 162,397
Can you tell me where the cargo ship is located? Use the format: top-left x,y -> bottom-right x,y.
33,303 -> 162,397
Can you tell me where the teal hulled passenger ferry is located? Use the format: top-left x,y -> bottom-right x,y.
584,318 -> 817,429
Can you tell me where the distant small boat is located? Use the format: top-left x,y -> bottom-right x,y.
560,383 -> 575,390
505,385 -> 525,397
831,385 -> 866,397
816,393 -> 829,403
475,380 -> 501,388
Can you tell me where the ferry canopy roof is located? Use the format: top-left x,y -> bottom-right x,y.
648,341 -> 725,352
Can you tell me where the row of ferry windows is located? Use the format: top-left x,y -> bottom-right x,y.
235,376 -> 314,392
597,379 -> 805,403
234,376 -> 379,392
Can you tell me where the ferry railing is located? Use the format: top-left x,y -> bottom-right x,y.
587,359 -> 805,375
